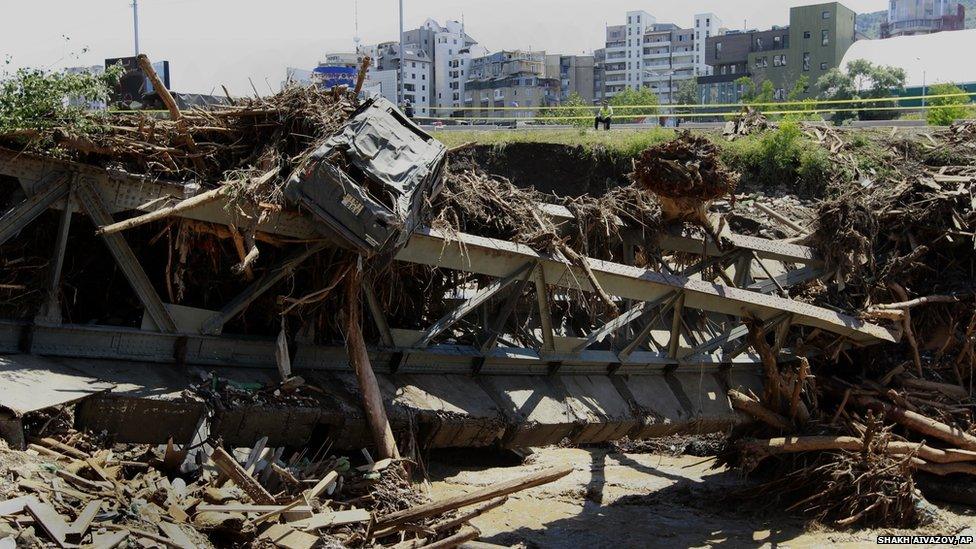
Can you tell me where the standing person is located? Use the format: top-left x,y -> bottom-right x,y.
595,101 -> 613,131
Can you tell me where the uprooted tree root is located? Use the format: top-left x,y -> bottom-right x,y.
632,130 -> 738,225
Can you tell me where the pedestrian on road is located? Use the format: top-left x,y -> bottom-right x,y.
595,101 -> 613,131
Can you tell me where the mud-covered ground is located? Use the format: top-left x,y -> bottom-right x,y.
428,447 -> 976,549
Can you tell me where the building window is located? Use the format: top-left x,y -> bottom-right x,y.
820,62 -> 828,70
822,10 -> 831,19
803,52 -> 811,71
730,64 -> 736,74
715,42 -> 722,59
822,30 -> 829,46
804,31 -> 811,39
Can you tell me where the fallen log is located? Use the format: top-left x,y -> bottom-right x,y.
420,525 -> 480,549
346,267 -> 400,460
728,390 -> 790,430
737,436 -> 976,464
375,466 -> 572,530
854,396 -> 976,451
900,378 -> 969,400
96,186 -> 232,235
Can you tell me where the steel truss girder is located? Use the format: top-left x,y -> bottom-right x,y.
0,321 -> 766,376
74,177 -> 179,333
396,228 -> 895,345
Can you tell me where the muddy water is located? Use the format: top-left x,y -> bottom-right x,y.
427,447 -> 975,548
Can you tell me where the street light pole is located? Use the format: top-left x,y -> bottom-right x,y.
132,0 -> 140,56
399,0 -> 405,109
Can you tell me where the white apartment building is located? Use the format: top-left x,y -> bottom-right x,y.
359,42 -> 433,116
693,13 -> 724,77
604,10 -> 726,103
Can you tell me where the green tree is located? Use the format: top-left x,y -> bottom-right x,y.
537,92 -> 592,128
736,76 -> 757,101
816,60 -> 906,121
926,83 -> 972,126
1,63 -> 123,137
782,75 -> 819,120
608,87 -> 660,123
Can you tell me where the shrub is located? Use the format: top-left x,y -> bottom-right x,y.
926,83 -> 972,126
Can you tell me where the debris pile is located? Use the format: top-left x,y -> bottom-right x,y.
718,123 -> 976,528
0,421 -> 571,547
723,107 -> 772,140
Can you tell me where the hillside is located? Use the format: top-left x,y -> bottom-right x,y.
856,1 -> 975,38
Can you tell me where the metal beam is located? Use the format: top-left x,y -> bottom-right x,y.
668,293 -> 687,359
396,228 -> 895,345
2,321 -> 766,376
573,292 -> 673,353
74,177 -> 178,333
201,242 -> 328,335
747,265 -> 825,295
618,292 -> 679,360
0,173 -> 69,247
681,312 -> 791,363
364,279 -> 395,347
413,261 -> 534,348
35,183 -> 75,324
533,265 -> 555,354
480,262 -> 537,354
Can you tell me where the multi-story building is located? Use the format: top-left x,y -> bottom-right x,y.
463,51 -> 559,118
694,13 -> 724,77
602,11 -> 718,103
881,0 -> 965,38
546,54 -> 596,104
593,48 -> 607,103
699,2 -> 857,104
402,19 -> 487,117
365,42 -> 433,116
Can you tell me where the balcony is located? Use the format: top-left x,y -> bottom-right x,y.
643,51 -> 673,60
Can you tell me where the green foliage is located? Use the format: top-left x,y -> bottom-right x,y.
537,92 -> 592,128
816,60 -> 906,122
735,76 -> 756,101
721,121 -> 831,194
781,76 -> 821,121
674,79 -> 699,108
0,62 -> 123,137
608,87 -> 660,123
926,83 -> 973,126
429,127 -> 675,158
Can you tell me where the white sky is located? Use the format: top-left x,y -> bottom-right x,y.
2,0 -> 888,95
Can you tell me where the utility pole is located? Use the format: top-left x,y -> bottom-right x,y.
399,0 -> 405,109
132,0 -> 140,56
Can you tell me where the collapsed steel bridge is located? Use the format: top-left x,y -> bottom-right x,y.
0,148 -> 894,449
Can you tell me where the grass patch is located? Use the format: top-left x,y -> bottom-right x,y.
430,127 -> 676,158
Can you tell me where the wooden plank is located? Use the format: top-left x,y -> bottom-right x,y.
196,504 -> 314,514
158,521 -> 195,549
376,466 -> 572,529
25,496 -> 70,548
0,496 -> 29,516
65,499 -> 102,543
292,508 -> 371,530
304,471 -> 339,499
209,447 -> 275,505
259,524 -> 318,549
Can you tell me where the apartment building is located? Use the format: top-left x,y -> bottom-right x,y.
593,48 -> 607,103
881,0 -> 965,38
694,13 -> 724,77
364,42 -> 433,116
546,54 -> 597,104
699,2 -> 857,104
602,11 -> 719,103
403,19 -> 488,116
463,51 -> 559,118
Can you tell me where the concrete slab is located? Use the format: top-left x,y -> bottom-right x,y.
558,376 -> 637,444
475,376 -> 583,448
622,374 -> 691,437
